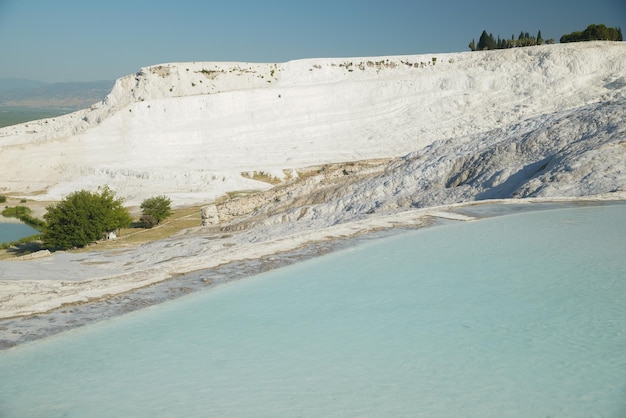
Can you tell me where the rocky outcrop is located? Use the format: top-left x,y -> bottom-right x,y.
207,160 -> 389,232
200,205 -> 220,226
207,98 -> 626,236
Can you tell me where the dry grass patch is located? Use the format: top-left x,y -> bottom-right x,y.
242,171 -> 284,185
0,205 -> 205,258
221,190 -> 257,201
91,206 -> 203,250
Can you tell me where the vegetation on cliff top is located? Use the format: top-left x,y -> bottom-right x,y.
469,23 -> 622,51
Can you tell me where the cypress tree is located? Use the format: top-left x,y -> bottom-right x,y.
478,30 -> 489,50
488,33 -> 496,50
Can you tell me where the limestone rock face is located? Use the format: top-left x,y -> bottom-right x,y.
200,205 -> 220,226
1,42 -> 624,206
212,98 -> 626,237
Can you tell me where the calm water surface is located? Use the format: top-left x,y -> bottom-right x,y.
0,204 -> 625,417
0,221 -> 38,244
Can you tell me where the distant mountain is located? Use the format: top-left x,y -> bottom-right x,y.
0,79 -> 114,109
0,78 -> 48,92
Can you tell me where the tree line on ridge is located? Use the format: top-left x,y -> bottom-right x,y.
469,24 -> 623,51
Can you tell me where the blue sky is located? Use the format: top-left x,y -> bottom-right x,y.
0,0 -> 624,82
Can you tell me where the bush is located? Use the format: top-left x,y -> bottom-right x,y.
42,186 -> 132,250
139,214 -> 158,229
140,195 -> 172,227
21,214 -> 46,229
1,206 -> 45,230
0,195 -> 6,203
1,206 -> 31,218
560,24 -> 623,43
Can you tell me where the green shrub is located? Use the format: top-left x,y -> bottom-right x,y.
21,214 -> 46,229
140,195 -> 172,227
1,206 -> 31,218
560,24 -> 623,43
1,205 -> 45,230
42,186 -> 132,250
139,214 -> 158,229
0,195 -> 6,203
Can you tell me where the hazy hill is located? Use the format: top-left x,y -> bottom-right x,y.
0,79 -> 114,109
0,78 -> 48,92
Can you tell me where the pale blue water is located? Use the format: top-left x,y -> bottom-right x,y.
1,204 -> 625,417
0,221 -> 38,244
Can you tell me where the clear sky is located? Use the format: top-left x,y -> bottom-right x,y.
0,0 -> 624,83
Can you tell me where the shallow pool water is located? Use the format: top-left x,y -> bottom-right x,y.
0,204 -> 625,417
0,221 -> 38,244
